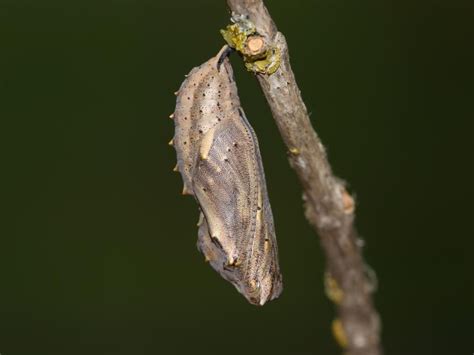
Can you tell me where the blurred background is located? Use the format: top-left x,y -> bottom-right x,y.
1,0 -> 472,354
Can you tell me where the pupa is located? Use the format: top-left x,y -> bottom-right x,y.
170,46 -> 282,305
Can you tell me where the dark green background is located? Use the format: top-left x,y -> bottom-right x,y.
1,0 -> 472,354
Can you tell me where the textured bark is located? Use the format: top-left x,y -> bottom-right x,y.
226,1 -> 383,354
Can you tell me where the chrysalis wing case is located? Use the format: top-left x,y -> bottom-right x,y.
171,46 -> 282,305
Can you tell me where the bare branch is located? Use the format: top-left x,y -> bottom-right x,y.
226,1 -> 383,354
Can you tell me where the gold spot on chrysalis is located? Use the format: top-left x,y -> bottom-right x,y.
182,186 -> 191,195
264,239 -> 270,253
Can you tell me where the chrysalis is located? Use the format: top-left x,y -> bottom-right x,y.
170,46 -> 282,305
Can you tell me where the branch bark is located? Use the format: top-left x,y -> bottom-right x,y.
226,1 -> 382,354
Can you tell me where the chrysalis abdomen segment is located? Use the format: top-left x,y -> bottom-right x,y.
173,47 -> 240,195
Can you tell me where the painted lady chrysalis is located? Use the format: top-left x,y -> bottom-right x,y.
170,46 -> 282,305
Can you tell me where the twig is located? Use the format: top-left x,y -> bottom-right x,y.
225,1 -> 383,354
